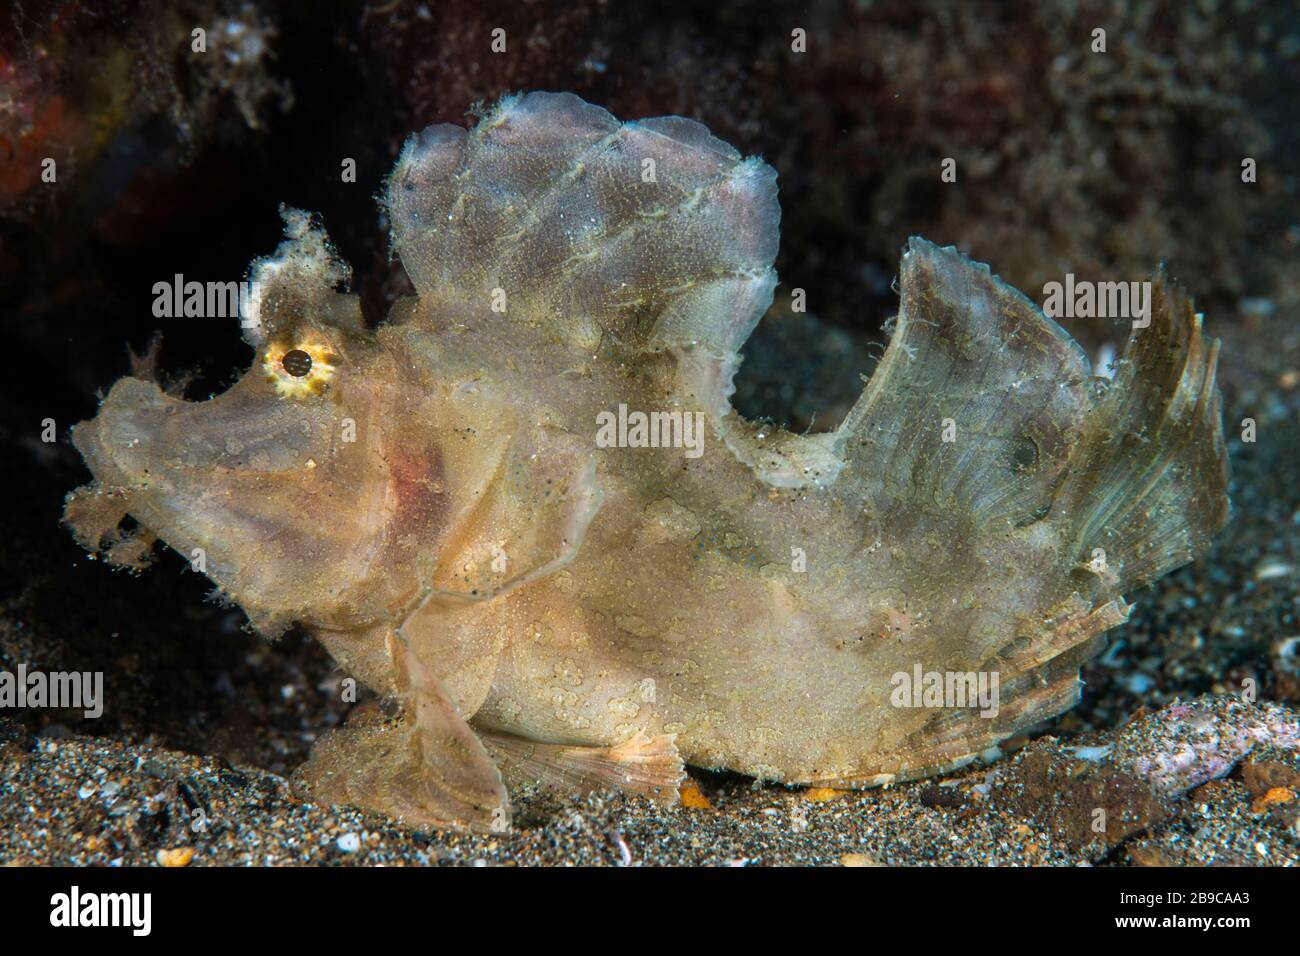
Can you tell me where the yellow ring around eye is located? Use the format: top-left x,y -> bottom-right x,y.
263,339 -> 338,398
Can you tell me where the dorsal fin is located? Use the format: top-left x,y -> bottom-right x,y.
833,238 -> 1229,585
382,92 -> 853,489
835,238 -> 1095,530
384,91 -> 779,357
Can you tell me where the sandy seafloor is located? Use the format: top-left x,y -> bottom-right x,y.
2,315 -> 1298,868
2,698 -> 1299,867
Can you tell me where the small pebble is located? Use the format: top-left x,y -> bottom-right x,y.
156,847 -> 194,867
678,779 -> 712,809
1254,558 -> 1294,581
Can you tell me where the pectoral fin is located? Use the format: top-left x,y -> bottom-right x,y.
296,632 -> 510,833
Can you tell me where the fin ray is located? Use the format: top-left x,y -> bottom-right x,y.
481,729 -> 684,803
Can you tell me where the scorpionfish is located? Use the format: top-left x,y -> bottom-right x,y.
64,92 -> 1230,831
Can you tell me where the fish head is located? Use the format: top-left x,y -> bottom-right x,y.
64,212 -> 436,635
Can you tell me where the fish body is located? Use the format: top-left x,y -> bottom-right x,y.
65,93 -> 1229,830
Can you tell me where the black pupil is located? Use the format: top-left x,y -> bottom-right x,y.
282,349 -> 313,377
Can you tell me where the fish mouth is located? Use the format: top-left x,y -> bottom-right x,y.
67,370 -> 395,634
72,376 -> 179,491
74,371 -> 341,485
69,374 -> 315,573
68,377 -> 229,575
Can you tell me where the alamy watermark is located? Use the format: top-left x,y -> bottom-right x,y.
1042,274 -> 1151,330
0,664 -> 103,719
596,403 -> 704,459
152,274 -> 259,328
889,663 -> 999,718
50,886 -> 150,936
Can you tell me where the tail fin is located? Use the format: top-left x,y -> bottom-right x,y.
1057,273 -> 1230,590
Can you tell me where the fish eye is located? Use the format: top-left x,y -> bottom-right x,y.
282,349 -> 313,377
263,340 -> 338,398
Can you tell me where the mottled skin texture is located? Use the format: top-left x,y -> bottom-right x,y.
65,93 -> 1229,831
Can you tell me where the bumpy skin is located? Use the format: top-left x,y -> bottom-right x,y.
65,92 -> 1229,831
